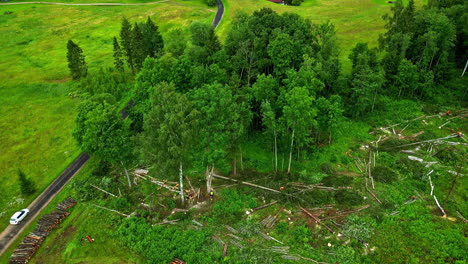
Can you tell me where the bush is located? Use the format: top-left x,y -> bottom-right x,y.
319,162 -> 336,174
212,189 -> 257,223
321,176 -> 353,187
334,190 -> 363,206
373,165 -> 398,183
18,169 -> 36,195
204,0 -> 217,7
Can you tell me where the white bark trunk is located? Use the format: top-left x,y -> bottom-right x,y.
121,161 -> 131,188
179,161 -> 185,203
274,130 -> 278,172
288,129 -> 295,174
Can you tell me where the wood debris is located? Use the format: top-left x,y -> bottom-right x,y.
170,258 -> 186,264
301,208 -> 334,234
246,201 -> 278,215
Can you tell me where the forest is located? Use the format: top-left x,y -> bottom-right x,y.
4,0 -> 466,263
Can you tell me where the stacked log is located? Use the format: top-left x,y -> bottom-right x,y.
9,197 -> 77,264
56,197 -> 77,211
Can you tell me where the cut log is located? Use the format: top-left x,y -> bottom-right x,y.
246,201 -> 278,215
90,204 -> 129,217
301,207 -> 334,234
90,184 -> 118,198
212,174 -> 281,193
223,242 -> 228,257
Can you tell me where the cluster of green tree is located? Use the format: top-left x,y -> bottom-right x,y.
72,0 -> 466,183
65,2 -> 467,263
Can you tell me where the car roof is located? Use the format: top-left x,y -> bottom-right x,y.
11,211 -> 22,219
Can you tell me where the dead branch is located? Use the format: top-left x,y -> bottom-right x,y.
456,211 -> 468,223
212,174 -> 281,193
433,195 -> 446,217
90,204 -> 129,217
133,174 -> 179,193
301,208 -> 334,234
246,201 -> 278,215
153,219 -> 180,226
90,184 -> 118,197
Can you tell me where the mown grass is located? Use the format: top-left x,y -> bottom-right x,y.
217,0 -> 427,72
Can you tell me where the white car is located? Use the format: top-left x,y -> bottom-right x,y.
10,209 -> 29,225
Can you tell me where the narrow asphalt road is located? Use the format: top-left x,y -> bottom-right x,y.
212,0 -> 224,28
0,153 -> 89,257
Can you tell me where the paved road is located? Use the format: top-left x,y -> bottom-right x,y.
0,1 -> 168,5
0,153 -> 89,257
212,0 -> 224,28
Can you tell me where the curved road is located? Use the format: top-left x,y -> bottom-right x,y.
0,153 -> 89,256
212,0 -> 224,28
0,0 -> 225,258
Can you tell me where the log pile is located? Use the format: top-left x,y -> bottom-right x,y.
170,258 -> 186,264
56,197 -> 77,210
9,197 -> 77,264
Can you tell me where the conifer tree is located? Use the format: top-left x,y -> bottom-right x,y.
120,17 -> 135,74
66,40 -> 87,80
18,169 -> 36,195
142,17 -> 164,58
113,37 -> 124,72
132,23 -> 146,71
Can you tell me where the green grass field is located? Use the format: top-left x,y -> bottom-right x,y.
0,0 -> 214,231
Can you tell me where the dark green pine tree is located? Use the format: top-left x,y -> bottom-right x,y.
132,23 -> 146,71
66,40 -> 87,80
120,17 -> 135,75
142,17 -> 164,58
113,37 -> 124,72
18,169 -> 36,195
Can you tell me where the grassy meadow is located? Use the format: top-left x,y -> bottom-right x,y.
0,0 -> 214,231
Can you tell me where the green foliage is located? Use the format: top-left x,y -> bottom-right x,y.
78,68 -> 130,100
212,189 -> 257,223
66,40 -> 88,80
203,0 -> 217,7
140,82 -> 199,177
17,169 -> 36,195
73,95 -> 132,164
321,176 -> 353,187
112,37 -> 124,72
334,190 -> 363,207
118,217 -> 219,263
373,165 -> 399,183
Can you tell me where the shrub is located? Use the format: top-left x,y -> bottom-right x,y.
334,190 -> 363,206
373,165 -> 398,183
18,169 -> 36,195
212,189 -> 257,223
319,162 -> 336,174
321,176 -> 353,187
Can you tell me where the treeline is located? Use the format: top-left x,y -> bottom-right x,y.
69,0 -> 466,181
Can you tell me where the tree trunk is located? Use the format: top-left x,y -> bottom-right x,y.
233,155 -> 237,175
274,130 -> 278,172
179,161 -> 185,204
240,146 -> 244,171
121,161 -> 131,188
288,129 -> 295,174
